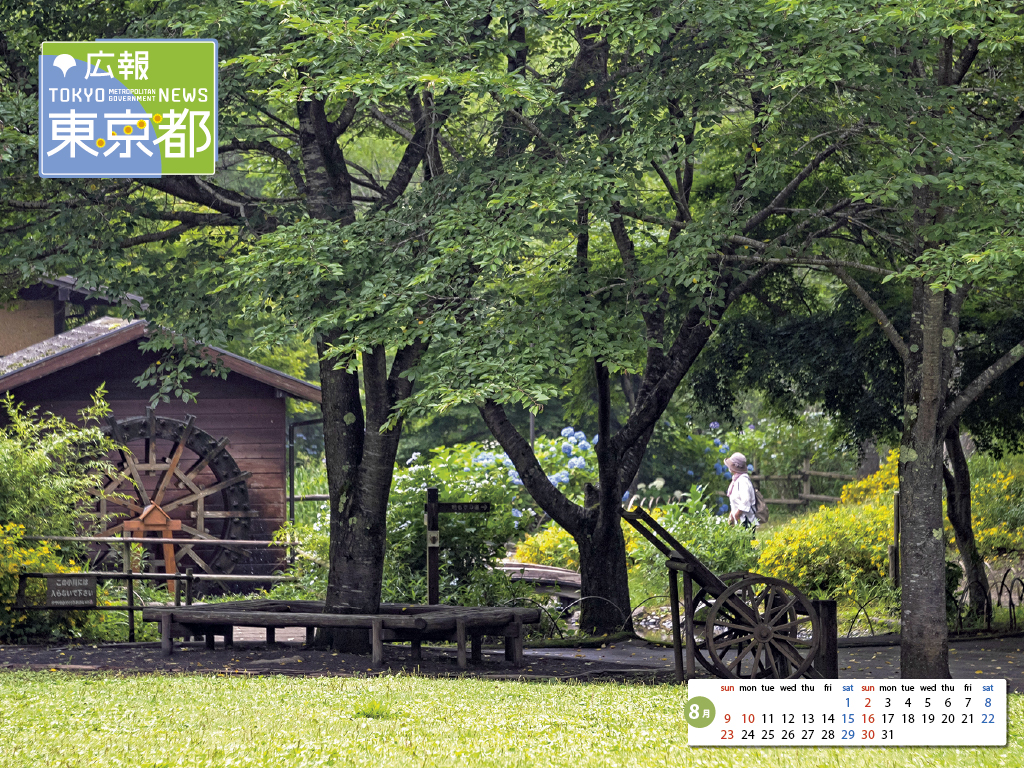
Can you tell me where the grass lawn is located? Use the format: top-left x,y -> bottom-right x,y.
0,672 -> 1020,767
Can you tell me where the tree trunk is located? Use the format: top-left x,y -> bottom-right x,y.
943,421 -> 989,619
577,485 -> 632,634
317,342 -> 420,651
898,284 -> 951,678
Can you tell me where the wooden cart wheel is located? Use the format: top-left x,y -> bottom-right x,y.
90,412 -> 253,575
689,571 -> 754,675
704,575 -> 820,679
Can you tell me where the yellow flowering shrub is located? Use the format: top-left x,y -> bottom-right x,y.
758,453 -> 898,595
0,523 -> 85,640
960,464 -> 1024,559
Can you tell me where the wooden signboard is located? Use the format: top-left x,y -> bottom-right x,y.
435,502 -> 491,513
46,575 -> 97,608
424,488 -> 492,604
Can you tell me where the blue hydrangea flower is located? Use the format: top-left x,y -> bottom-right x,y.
568,456 -> 587,470
473,452 -> 496,466
567,436 -> 577,445
719,446 -> 727,453
502,456 -> 514,467
687,435 -> 692,440
511,508 -> 522,518
508,470 -> 523,486
713,438 -> 721,446
577,440 -> 591,452
560,426 -> 576,437
747,464 -> 754,472
710,421 -> 720,429
574,431 -> 586,442
704,447 -> 710,454
719,503 -> 729,513
687,469 -> 694,476
548,470 -> 570,486
561,442 -> 573,456
592,434 -> 599,444
621,491 -> 631,503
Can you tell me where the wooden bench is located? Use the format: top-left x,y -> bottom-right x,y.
143,601 -> 540,668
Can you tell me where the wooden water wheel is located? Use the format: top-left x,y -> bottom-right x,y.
91,411 -> 256,576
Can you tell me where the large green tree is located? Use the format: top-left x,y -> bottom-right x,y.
0,0 -> 540,649
703,1 -> 1024,677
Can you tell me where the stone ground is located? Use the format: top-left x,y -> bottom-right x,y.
0,628 -> 1020,688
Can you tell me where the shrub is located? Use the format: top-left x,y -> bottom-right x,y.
0,391 -> 120,536
756,454 -> 898,596
0,523 -> 85,641
963,459 -> 1024,560
515,485 -> 758,583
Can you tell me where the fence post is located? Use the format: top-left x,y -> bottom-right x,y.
812,599 -> 839,678
126,571 -> 135,643
426,487 -> 439,605
668,567 -> 683,684
185,568 -> 194,606
802,458 -> 812,504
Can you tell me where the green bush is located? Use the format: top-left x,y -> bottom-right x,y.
0,391 -> 120,536
0,523 -> 87,641
635,485 -> 758,581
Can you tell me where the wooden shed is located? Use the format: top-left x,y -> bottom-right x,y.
0,300 -> 321,577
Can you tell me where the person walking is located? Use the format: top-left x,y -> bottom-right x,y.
725,452 -> 757,528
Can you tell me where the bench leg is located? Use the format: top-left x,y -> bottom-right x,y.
456,618 -> 468,669
266,627 -> 276,647
224,627 -> 233,649
504,619 -> 525,666
206,632 -> 215,650
371,619 -> 384,667
306,627 -> 315,647
411,638 -> 422,660
471,634 -> 482,664
161,615 -> 173,657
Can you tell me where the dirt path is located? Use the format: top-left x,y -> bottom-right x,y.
1,631 -> 1020,687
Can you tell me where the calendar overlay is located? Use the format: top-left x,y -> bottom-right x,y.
687,679 -> 1006,746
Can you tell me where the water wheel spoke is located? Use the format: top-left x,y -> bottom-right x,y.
177,523 -> 219,540
121,452 -> 150,507
163,472 -> 250,513
178,436 -> 230,487
153,416 -> 196,505
173,466 -> 202,494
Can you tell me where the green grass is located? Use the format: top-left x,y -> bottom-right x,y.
0,672 -> 1020,767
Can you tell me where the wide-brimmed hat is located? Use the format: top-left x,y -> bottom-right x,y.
724,452 -> 748,473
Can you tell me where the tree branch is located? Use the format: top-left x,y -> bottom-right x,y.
940,339 -> 1024,436
830,265 -> 910,365
722,254 -> 896,276
479,400 -> 584,533
219,140 -> 307,196
742,122 -> 862,234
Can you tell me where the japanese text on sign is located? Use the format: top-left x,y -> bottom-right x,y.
40,40 -> 217,177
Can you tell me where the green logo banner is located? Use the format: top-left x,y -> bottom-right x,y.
39,39 -> 218,177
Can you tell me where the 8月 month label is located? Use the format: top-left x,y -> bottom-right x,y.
686,679 -> 1006,746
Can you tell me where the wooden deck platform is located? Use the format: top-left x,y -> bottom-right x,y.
143,600 -> 541,669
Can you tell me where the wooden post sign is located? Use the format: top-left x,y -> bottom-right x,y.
46,575 -> 97,608
424,487 -> 491,605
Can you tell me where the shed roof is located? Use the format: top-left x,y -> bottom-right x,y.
0,316 -> 321,403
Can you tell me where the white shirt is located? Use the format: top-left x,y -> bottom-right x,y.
728,473 -> 757,525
